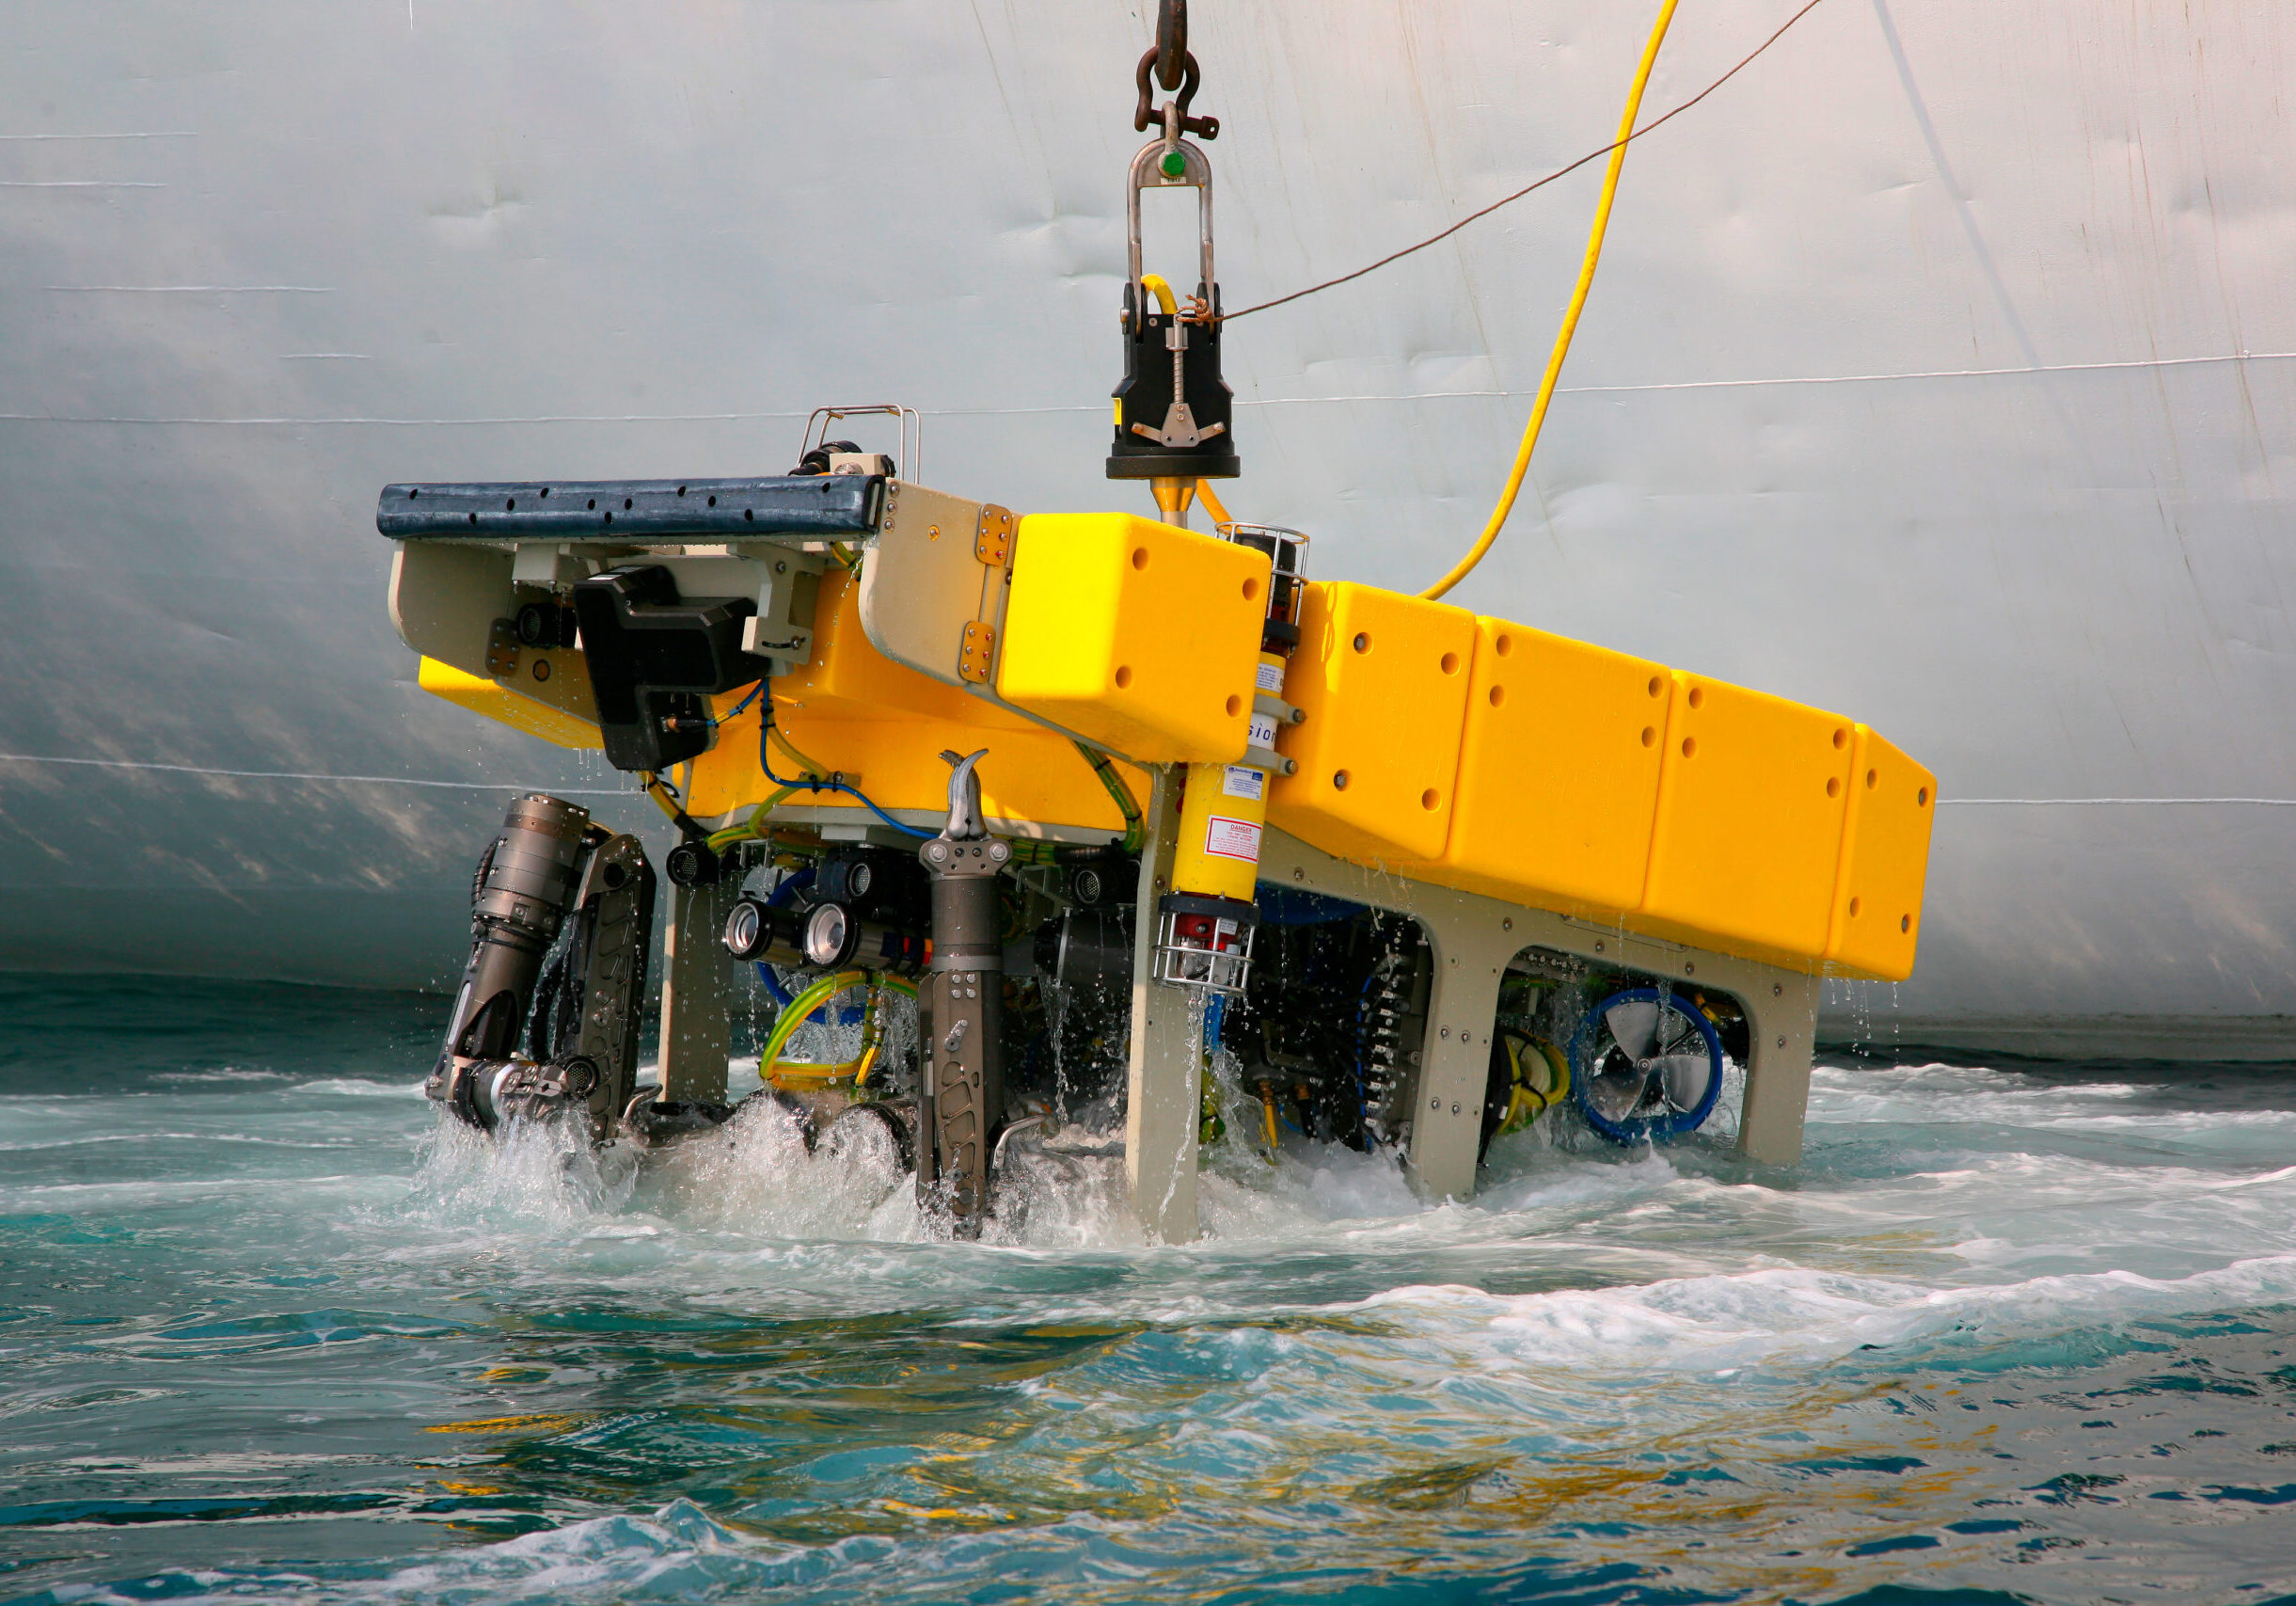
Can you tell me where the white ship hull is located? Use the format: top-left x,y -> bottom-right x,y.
2,0 -> 2288,1051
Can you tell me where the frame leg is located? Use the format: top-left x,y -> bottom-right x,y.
1124,767 -> 1200,1243
657,878 -> 732,1105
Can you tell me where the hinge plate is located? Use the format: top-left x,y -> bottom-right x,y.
485,617 -> 521,678
958,620 -> 997,684
974,503 -> 1014,566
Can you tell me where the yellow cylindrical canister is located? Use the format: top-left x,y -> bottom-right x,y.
1169,650 -> 1289,901
1172,758 -> 1267,900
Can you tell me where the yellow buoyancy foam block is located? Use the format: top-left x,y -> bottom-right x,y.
1823,725 -> 1937,981
1639,673 -> 1855,963
1267,581 -> 1476,864
996,512 -> 1269,766
418,657 -> 602,750
1433,618 -> 1671,916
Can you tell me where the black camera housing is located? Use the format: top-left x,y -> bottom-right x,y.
572,565 -> 768,772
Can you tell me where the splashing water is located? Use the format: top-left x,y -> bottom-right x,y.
5,975 -> 2296,1605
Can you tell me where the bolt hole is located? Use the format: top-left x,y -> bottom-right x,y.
623,498 -> 633,511
1833,726 -> 1848,749
1848,896 -> 1861,916
1687,686 -> 1704,710
744,509 -> 753,521
1439,651 -> 1460,675
676,485 -> 688,497
1900,914 -> 1912,932
1242,577 -> 1259,602
1420,787 -> 1440,810
1131,547 -> 1149,570
1917,787 -> 1930,806
1640,726 -> 1655,747
1647,675 -> 1662,697
1333,770 -> 1351,790
1225,694 -> 1242,717
1488,685 -> 1506,708
1866,768 -> 1877,788
504,497 -> 515,510
707,494 -> 717,506
1495,633 -> 1513,657
467,512 -> 477,525
1114,665 -> 1133,690
1827,776 -> 1842,798
1353,632 -> 1370,653
1681,737 -> 1697,757
586,499 -> 596,510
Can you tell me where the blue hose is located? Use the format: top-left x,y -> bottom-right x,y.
759,717 -> 932,839
749,869 -> 814,1009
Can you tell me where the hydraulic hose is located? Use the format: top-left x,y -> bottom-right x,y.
1418,0 -> 1680,602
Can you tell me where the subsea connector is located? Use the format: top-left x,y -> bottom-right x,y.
1107,120 -> 1239,498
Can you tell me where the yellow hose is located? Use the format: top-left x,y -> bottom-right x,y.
1140,273 -> 1180,315
760,971 -> 920,1087
1194,479 -> 1234,529
1419,0 -> 1680,602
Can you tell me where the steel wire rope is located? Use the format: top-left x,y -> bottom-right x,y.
1221,0 -> 1828,325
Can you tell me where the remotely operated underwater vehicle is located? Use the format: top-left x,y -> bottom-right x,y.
382,6 -> 1936,1240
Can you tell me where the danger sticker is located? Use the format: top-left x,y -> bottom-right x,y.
1204,815 -> 1263,861
1221,765 -> 1264,801
1255,660 -> 1284,693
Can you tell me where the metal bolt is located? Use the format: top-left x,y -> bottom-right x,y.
1773,983 -> 1782,996
1594,940 -> 1605,953
1292,867 -> 1304,882
1439,1026 -> 1449,1039
1685,962 -> 1695,976
1450,1103 -> 1462,1116
1430,1097 -> 1441,1110
1502,917 -> 1512,931
1776,1035 -> 1786,1048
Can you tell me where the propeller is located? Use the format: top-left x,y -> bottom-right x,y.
1588,994 -> 1715,1121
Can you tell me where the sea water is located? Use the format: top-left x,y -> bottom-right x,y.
4,975 -> 2295,1605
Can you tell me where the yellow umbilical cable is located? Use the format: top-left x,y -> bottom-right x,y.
1194,478 -> 1234,529
1419,0 -> 1680,603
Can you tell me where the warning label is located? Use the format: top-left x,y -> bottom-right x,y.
1204,815 -> 1263,861
1221,765 -> 1264,801
1255,660 -> 1284,693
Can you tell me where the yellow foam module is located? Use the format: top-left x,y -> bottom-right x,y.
1268,581 -> 1476,864
419,657 -> 602,751
1434,618 -> 1671,915
1824,725 -> 1938,981
996,512 -> 1269,766
682,571 -> 1145,836
1639,673 -> 1855,963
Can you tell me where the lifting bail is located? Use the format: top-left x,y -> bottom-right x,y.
1110,71 -> 1237,485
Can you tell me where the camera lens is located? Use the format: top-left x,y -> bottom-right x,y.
803,902 -> 854,969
